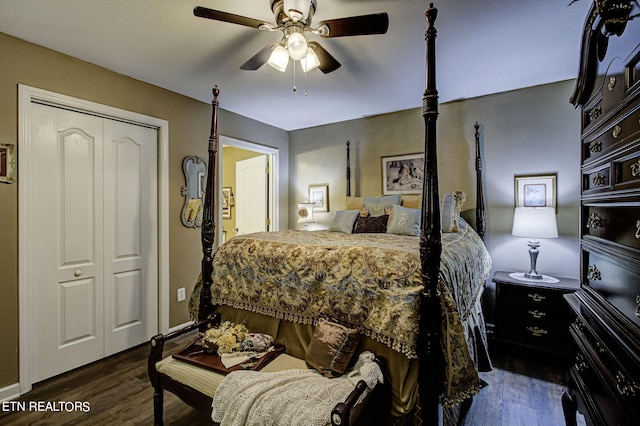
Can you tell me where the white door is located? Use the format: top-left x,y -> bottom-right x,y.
103,120 -> 158,356
235,155 -> 268,235
26,102 -> 158,382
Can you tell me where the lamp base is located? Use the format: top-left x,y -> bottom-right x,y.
524,272 -> 544,280
509,272 -> 559,284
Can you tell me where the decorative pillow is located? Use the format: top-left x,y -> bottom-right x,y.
353,214 -> 389,233
345,196 -> 364,211
328,210 -> 360,234
441,191 -> 466,232
363,194 -> 401,217
401,194 -> 421,209
386,204 -> 421,236
305,319 -> 359,377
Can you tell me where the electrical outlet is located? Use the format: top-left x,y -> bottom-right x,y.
177,287 -> 186,302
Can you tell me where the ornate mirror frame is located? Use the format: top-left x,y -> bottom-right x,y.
181,155 -> 207,228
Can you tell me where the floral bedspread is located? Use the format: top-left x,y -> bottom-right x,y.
192,222 -> 492,405
208,223 -> 490,354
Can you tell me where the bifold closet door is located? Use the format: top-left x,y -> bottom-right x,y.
26,102 -> 158,383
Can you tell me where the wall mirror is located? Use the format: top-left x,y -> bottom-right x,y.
181,155 -> 207,228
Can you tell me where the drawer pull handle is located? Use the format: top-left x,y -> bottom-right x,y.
612,125 -> 622,139
636,221 -> 640,240
573,319 -> 586,332
588,106 -> 602,121
636,295 -> 640,319
526,326 -> 548,337
527,293 -> 546,302
575,353 -> 588,372
528,309 -> 546,319
588,140 -> 602,153
607,77 -> 617,91
586,212 -> 602,230
587,265 -> 602,281
632,160 -> 640,177
591,173 -> 606,186
615,371 -> 637,397
74,269 -> 83,277
596,341 -> 606,354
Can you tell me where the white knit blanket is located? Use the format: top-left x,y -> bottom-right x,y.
211,352 -> 384,426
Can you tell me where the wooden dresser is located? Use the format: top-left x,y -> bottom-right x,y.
562,2 -> 640,425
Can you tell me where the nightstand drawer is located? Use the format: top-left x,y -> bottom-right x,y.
501,300 -> 573,323
499,283 -> 569,309
501,314 -> 570,346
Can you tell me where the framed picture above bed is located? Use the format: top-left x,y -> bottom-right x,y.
308,184 -> 329,212
514,173 -> 556,209
381,153 -> 424,195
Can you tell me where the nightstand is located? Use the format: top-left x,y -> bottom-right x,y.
492,271 -> 579,361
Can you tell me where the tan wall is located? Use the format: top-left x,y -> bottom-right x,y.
0,32 -> 289,389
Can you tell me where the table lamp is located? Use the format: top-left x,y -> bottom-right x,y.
511,207 -> 558,280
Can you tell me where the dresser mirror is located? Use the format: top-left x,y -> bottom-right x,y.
181,155 -> 207,228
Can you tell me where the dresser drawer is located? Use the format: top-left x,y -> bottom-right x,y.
582,101 -> 640,164
582,246 -> 640,328
568,315 -> 640,425
582,141 -> 640,196
583,205 -> 640,251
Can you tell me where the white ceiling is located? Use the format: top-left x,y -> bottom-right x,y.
0,0 -> 591,131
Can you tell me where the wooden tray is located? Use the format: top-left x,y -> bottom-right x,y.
173,338 -> 285,375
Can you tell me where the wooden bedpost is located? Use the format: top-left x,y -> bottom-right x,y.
198,86 -> 220,323
418,3 -> 444,425
346,140 -> 351,197
474,122 -> 486,240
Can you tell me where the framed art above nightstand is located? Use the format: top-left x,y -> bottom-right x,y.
492,271 -> 579,361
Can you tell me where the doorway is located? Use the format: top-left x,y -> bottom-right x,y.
18,86 -> 169,393
219,136 -> 278,243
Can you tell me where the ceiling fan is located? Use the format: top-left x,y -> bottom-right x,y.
194,0 -> 389,74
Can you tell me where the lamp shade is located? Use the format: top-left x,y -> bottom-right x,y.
300,47 -> 320,72
512,207 -> 558,239
287,31 -> 308,60
297,202 -> 315,224
268,45 -> 289,72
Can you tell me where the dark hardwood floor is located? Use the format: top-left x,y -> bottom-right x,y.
0,333 -> 584,425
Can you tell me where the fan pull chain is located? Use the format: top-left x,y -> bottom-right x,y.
304,67 -> 309,96
292,61 -> 297,92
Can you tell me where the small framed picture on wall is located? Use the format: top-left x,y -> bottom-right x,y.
308,184 -> 329,212
515,174 -> 557,209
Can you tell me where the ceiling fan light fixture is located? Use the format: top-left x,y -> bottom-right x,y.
283,0 -> 311,22
268,45 -> 289,72
300,48 -> 320,72
286,31 -> 308,60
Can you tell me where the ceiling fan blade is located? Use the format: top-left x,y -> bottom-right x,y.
316,13 -> 389,38
240,43 -> 279,70
193,6 -> 269,30
308,42 -> 341,74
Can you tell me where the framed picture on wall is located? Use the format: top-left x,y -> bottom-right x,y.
381,153 -> 424,194
308,184 -> 329,212
0,143 -> 16,184
515,174 -> 556,209
222,187 -> 232,219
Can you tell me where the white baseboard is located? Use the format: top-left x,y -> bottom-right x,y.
168,320 -> 195,334
0,383 -> 20,402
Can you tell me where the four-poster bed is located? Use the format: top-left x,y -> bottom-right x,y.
148,3 -> 491,425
